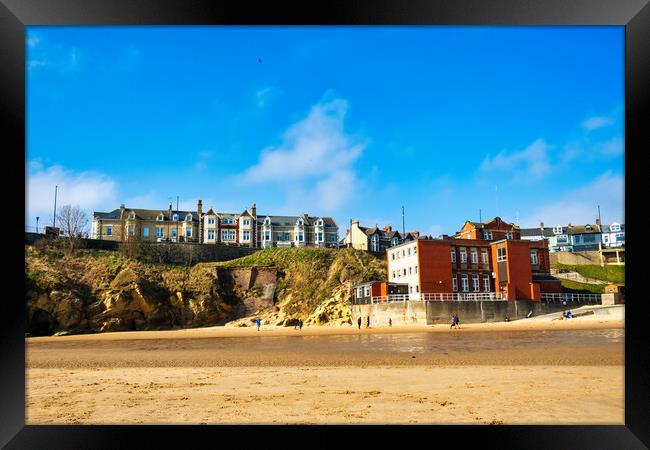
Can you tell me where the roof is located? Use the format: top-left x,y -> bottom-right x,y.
601,223 -> 625,232
568,224 -> 601,234
93,208 -> 199,222
519,227 -> 555,238
257,215 -> 337,227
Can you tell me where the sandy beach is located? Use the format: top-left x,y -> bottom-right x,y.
26,305 -> 624,424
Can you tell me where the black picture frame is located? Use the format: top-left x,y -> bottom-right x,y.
3,0 -> 647,447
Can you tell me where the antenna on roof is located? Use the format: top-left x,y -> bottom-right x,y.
402,206 -> 405,236
479,208 -> 482,223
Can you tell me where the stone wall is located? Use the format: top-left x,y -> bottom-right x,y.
25,232 -> 259,263
550,251 -> 603,265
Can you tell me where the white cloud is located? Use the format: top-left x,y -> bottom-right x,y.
26,162 -> 118,225
520,171 -> 624,227
598,137 -> 624,156
255,86 -> 281,109
27,35 -> 40,48
238,96 -> 365,215
240,98 -> 364,183
480,138 -> 551,182
581,115 -> 614,131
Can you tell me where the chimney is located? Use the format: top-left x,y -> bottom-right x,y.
595,218 -> 601,226
251,203 -> 256,217
540,221 -> 544,229
411,231 -> 420,238
383,225 -> 392,233
197,199 -> 203,216
351,220 -> 359,225
119,204 -> 125,219
197,200 -> 203,243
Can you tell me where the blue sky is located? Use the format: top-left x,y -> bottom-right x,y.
26,26 -> 624,236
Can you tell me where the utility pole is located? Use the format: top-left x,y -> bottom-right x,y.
479,208 -> 482,223
36,216 -> 39,233
53,185 -> 58,228
598,205 -> 601,226
402,206 -> 405,237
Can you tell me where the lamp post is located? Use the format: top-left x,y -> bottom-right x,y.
36,216 -> 39,233
53,185 -> 58,228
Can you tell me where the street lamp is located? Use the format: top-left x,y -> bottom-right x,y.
36,216 -> 39,233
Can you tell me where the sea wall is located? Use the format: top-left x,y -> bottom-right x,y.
351,298 -> 602,326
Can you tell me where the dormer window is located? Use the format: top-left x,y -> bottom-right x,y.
128,212 -> 136,220
207,217 -> 215,225
264,217 -> 271,226
172,213 -> 179,221
157,214 -> 164,221
316,219 -> 323,227
553,225 -> 563,234
611,223 -> 621,232
185,214 -> 192,222
296,219 -> 304,226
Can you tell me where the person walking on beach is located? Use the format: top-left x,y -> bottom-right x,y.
389,317 -> 392,327
256,318 -> 261,331
366,315 -> 370,328
299,319 -> 303,331
450,314 -> 460,329
357,316 -> 362,329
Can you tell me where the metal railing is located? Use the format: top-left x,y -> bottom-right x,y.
540,293 -> 602,303
366,292 -> 500,304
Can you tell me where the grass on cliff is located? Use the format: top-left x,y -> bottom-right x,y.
560,279 -> 605,294
212,247 -> 387,317
552,263 -> 624,284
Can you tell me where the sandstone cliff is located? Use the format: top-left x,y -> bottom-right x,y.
25,245 -> 385,335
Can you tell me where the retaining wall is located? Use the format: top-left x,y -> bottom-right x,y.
25,232 -> 259,263
351,298 -> 602,326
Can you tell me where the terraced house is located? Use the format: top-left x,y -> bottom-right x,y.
92,200 -> 339,248
341,220 -> 418,252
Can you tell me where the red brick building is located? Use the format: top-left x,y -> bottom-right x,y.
453,217 -> 521,241
386,232 -> 560,301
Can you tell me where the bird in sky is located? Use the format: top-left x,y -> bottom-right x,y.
257,58 -> 263,63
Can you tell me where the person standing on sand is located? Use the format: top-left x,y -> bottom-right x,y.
389,318 -> 392,327
256,318 -> 261,331
366,315 -> 370,328
299,319 -> 303,331
357,316 -> 362,329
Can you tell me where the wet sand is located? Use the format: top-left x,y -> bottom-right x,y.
26,306 -> 624,424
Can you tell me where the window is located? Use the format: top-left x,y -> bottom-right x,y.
415,286 -> 419,293
402,249 -> 405,257
553,225 -> 563,234
243,219 -> 250,226
128,225 -> 134,235
228,230 -> 236,240
497,247 -> 506,262
172,214 -> 179,221
460,249 -> 467,263
156,227 -> 164,237
403,268 -> 407,276
583,234 -> 596,243
472,274 -> 480,292
461,274 -> 469,292
143,227 -> 149,237
409,267 -> 412,275
277,232 -> 283,241
603,235 -> 609,242
129,212 -> 135,219
207,217 -> 215,225
371,235 -> 379,251
451,249 -> 456,263
483,230 -> 492,240
505,231 -> 513,240
530,250 -> 538,265
391,252 -> 395,260
297,231 -> 304,242
470,248 -> 478,263
207,229 -> 215,240
157,214 -> 164,221
414,266 -> 418,274
409,286 -> 413,293
556,235 -> 568,244
616,233 -> 624,242
316,219 -> 323,226
391,238 -> 399,246
483,274 -> 490,292
407,247 -> 411,256
186,214 -> 192,222
365,286 -> 370,297
481,249 -> 489,264
221,230 -> 230,241
452,277 -> 458,292
285,232 -> 291,241
611,224 -> 621,232
413,245 -> 417,254
106,225 -> 112,236
186,228 -> 192,238
392,271 -> 396,279
171,228 -> 178,237
317,232 -> 323,242
243,230 -> 250,241
264,230 -> 271,241
222,218 -> 233,225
